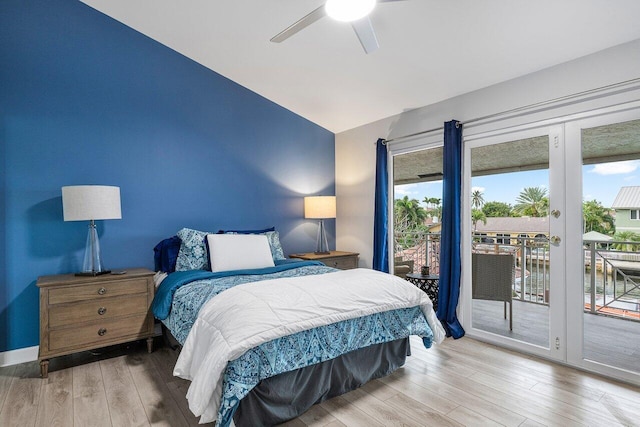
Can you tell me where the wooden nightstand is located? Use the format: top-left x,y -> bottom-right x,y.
289,251 -> 359,270
37,268 -> 155,378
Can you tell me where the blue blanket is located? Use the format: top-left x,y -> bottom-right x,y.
152,260 -> 324,320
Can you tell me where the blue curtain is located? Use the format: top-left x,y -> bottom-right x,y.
373,138 -> 389,273
437,120 -> 465,338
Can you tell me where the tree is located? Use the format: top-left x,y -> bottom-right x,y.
514,186 -> 549,217
612,231 -> 640,252
422,196 -> 442,222
394,196 -> 427,228
582,199 -> 615,235
471,209 -> 487,232
423,197 -> 441,209
471,190 -> 485,210
394,196 -> 429,251
482,201 -> 512,218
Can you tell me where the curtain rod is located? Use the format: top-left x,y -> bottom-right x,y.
380,77 -> 640,145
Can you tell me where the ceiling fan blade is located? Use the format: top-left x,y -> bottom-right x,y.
270,5 -> 327,43
351,16 -> 379,54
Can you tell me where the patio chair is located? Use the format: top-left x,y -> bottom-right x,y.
472,252 -> 514,331
394,257 -> 414,278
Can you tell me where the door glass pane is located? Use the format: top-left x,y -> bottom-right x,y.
581,118 -> 640,374
392,147 -> 443,282
470,136 -> 550,348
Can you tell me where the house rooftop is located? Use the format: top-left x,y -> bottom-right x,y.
612,186 -> 640,209
475,217 -> 549,234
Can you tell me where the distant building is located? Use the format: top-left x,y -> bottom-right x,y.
473,216 -> 549,244
612,186 -> 640,234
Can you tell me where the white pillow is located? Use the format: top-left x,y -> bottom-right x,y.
206,234 -> 275,272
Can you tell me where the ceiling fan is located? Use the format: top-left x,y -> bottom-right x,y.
270,0 -> 407,54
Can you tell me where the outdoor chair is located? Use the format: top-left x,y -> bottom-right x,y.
472,252 -> 514,331
394,257 -> 414,278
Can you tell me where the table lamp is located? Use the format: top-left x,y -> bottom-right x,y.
62,185 -> 122,276
304,196 -> 336,254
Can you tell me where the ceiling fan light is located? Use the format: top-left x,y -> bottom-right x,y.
325,0 -> 376,22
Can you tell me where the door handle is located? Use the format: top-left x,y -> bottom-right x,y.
550,236 -> 561,244
551,209 -> 561,218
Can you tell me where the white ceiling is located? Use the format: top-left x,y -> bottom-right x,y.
80,0 -> 640,133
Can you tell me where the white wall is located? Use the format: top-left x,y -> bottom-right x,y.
336,39 -> 640,267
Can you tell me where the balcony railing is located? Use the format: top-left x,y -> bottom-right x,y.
584,240 -> 640,320
394,232 -> 640,321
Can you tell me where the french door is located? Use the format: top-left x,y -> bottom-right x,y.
566,108 -> 640,383
462,124 -> 566,363
463,105 -> 640,384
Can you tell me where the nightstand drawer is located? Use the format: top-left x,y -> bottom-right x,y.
48,278 -> 148,305
289,251 -> 359,270
49,313 -> 150,351
49,294 -> 149,328
323,256 -> 358,270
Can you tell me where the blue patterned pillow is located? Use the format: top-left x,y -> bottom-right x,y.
175,228 -> 212,271
264,231 -> 285,260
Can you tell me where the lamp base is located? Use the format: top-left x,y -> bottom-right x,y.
80,220 -> 110,277
315,219 -> 331,254
75,270 -> 111,277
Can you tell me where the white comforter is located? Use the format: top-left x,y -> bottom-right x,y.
173,268 -> 446,423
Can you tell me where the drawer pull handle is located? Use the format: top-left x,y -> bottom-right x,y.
98,287 -> 107,295
98,307 -> 107,315
98,328 -> 107,336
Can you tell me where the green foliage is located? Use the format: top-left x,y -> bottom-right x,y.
482,201 -> 513,217
471,190 -> 485,210
612,231 -> 640,251
582,199 -> 615,235
514,186 -> 549,217
422,196 -> 442,222
471,209 -> 487,232
394,196 -> 427,227
394,196 -> 429,250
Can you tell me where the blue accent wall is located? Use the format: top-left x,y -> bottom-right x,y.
0,0 -> 335,353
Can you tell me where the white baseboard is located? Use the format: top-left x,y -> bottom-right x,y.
0,346 -> 39,367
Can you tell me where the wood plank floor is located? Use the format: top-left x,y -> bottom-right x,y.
1,336 -> 639,426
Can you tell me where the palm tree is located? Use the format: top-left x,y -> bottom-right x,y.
394,196 -> 427,228
514,186 -> 549,217
612,231 -> 640,251
422,196 -> 442,222
471,209 -> 487,232
471,190 -> 485,210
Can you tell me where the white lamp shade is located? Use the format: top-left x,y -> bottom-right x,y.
304,196 -> 336,219
62,185 -> 122,221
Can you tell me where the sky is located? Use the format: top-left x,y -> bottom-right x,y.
395,159 -> 639,208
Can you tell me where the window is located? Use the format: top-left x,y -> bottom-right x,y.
496,233 -> 511,244
632,209 -> 640,220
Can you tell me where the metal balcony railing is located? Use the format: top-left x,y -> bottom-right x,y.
584,240 -> 640,321
394,232 -> 640,321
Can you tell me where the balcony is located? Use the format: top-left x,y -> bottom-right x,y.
394,232 -> 640,373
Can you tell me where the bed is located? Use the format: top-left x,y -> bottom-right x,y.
152,227 -> 445,426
